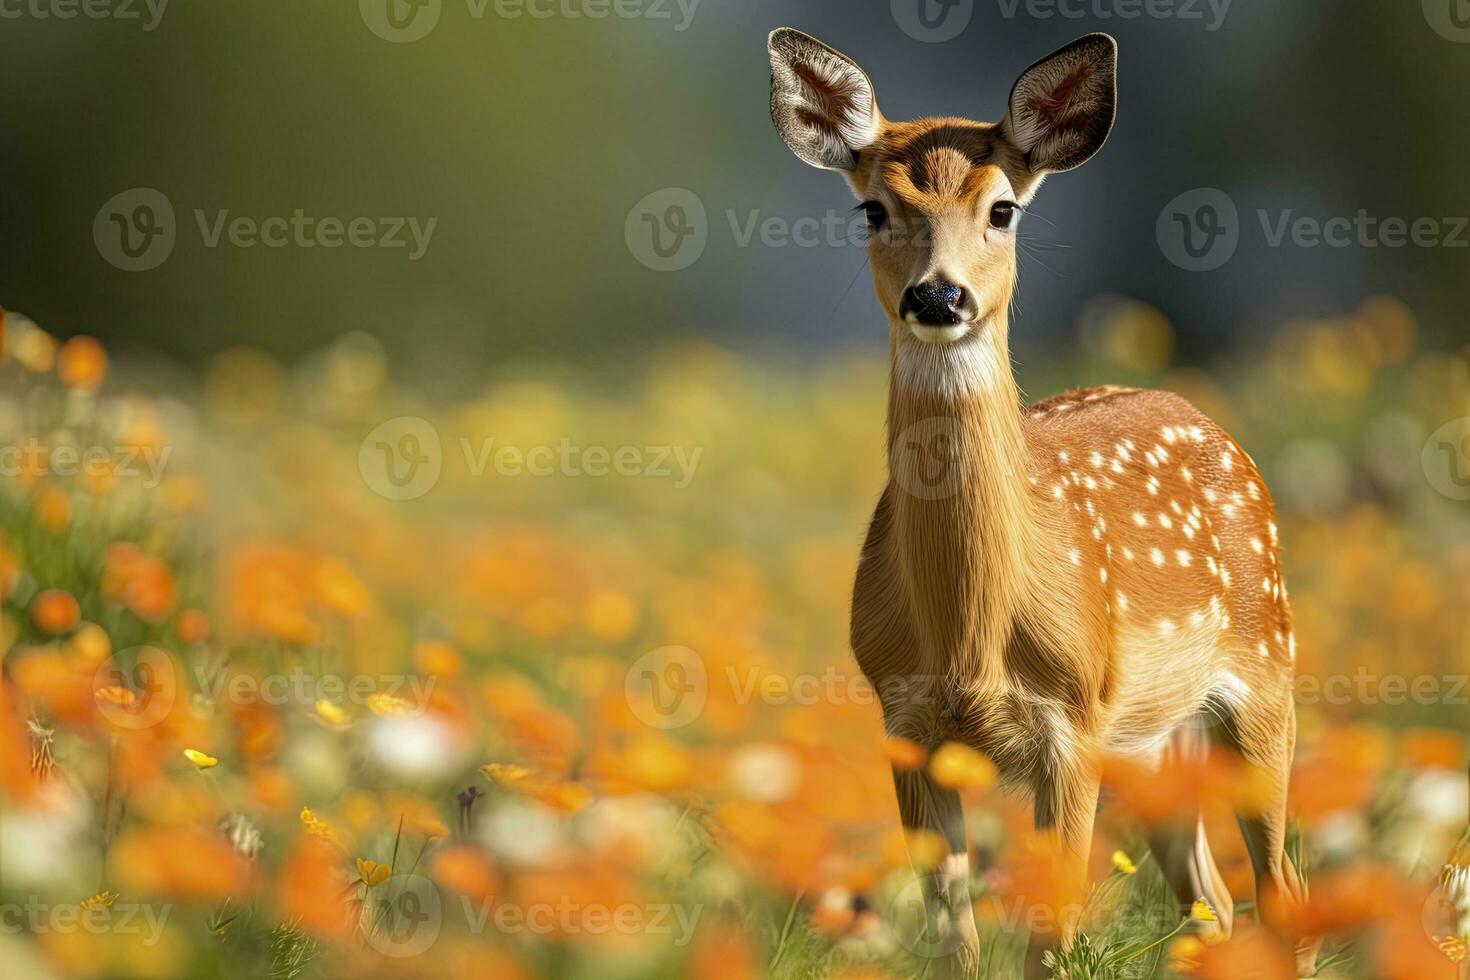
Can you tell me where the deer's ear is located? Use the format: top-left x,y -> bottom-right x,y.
768,28 -> 881,173
1000,33 -> 1117,176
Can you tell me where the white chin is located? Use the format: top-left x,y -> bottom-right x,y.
908,322 -> 971,345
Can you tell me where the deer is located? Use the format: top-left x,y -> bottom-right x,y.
767,28 -> 1319,978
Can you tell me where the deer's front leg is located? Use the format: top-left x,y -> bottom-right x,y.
1023,761 -> 1101,980
893,765 -> 981,979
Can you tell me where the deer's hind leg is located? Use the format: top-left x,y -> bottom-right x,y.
1218,682 -> 1320,976
1147,719 -> 1234,943
893,767 -> 982,979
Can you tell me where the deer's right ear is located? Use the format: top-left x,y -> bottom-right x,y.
768,28 -> 881,173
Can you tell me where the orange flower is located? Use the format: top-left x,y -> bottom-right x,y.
584,733 -> 693,794
33,485 -> 70,532
311,559 -> 371,617
1397,728 -> 1465,771
277,834 -> 352,938
481,763 -> 591,813
430,844 -> 499,901
56,335 -> 107,390
581,589 -> 639,641
0,536 -> 16,598
881,736 -> 928,770
686,924 -> 757,980
1168,935 -> 1205,975
413,641 -> 462,678
31,588 -> 80,634
175,609 -> 210,645
102,543 -> 175,622
109,826 -> 254,900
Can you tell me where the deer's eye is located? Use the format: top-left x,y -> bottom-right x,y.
989,200 -> 1019,231
862,201 -> 888,232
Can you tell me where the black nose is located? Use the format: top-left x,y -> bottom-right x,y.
900,281 -> 971,326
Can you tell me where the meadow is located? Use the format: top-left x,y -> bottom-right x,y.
0,296 -> 1465,979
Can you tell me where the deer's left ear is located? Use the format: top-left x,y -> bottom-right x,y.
768,28 -> 882,173
1000,33 -> 1117,176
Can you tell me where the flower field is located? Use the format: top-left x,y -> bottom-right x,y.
0,297 -> 1465,979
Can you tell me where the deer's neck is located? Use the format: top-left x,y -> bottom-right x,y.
886,330 -> 1040,683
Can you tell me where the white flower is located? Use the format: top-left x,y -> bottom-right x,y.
729,744 -> 800,803
366,714 -> 460,780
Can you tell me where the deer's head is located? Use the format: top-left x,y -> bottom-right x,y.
769,29 -> 1116,380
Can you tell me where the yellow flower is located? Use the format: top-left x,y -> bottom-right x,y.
480,763 -> 531,787
928,742 -> 997,790
1190,899 -> 1217,922
78,890 -> 118,911
183,749 -> 218,770
1168,935 -> 1205,975
355,858 -> 392,887
1111,850 -> 1138,875
313,699 -> 350,727
1438,936 -> 1467,963
299,807 -> 340,845
365,692 -> 411,717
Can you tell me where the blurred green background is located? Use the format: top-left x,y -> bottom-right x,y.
1,0 -> 1468,386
